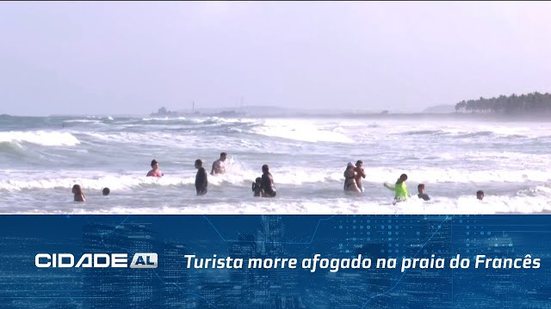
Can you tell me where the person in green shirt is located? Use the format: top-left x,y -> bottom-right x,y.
384,174 -> 409,204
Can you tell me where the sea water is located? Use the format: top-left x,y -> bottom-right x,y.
1,114 -> 550,214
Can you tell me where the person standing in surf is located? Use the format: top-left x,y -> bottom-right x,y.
146,159 -> 163,177
384,173 -> 409,203
195,159 -> 208,196
211,152 -> 227,175
260,164 -> 276,197
354,160 -> 366,192
344,162 -> 361,193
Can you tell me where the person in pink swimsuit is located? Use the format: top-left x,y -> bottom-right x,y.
146,159 -> 164,177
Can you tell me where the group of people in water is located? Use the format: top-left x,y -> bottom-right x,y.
144,152 -> 276,197
343,162 -> 485,204
71,153 -> 485,203
146,153 -> 228,196
343,160 -> 367,193
71,184 -> 109,202
343,160 -> 430,203
71,152 -> 277,202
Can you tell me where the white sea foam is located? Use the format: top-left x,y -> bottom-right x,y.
2,116 -> 551,214
81,131 -> 202,148
0,131 -> 80,146
20,192 -> 551,215
0,173 -> 192,191
254,119 -> 355,143
363,166 -> 551,183
63,119 -> 103,124
2,164 -> 551,194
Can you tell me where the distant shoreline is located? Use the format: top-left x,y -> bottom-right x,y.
4,112 -> 551,122
146,111 -> 551,121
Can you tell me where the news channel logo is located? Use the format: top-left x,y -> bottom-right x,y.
35,253 -> 158,269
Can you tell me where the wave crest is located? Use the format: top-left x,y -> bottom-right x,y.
0,131 -> 80,147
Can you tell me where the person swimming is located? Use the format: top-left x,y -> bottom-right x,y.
252,177 -> 262,197
344,162 -> 361,193
146,159 -> 163,177
72,184 -> 86,202
384,174 -> 409,203
195,159 -> 208,196
260,164 -> 276,197
476,190 -> 484,200
211,152 -> 227,175
102,187 -> 110,196
417,183 -> 430,201
354,160 -> 366,192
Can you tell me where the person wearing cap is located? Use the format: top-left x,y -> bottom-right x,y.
344,162 -> 360,193
211,152 -> 227,175
354,160 -> 366,192
146,159 -> 163,177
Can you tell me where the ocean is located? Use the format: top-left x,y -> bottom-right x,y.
1,114 -> 550,214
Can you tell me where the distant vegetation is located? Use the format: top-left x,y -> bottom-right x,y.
455,92 -> 551,114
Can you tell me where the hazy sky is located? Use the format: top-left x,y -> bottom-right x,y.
2,1 -> 551,116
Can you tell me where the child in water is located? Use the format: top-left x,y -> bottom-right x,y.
417,183 -> 430,201
384,174 -> 409,204
252,177 -> 262,197
72,184 -> 86,202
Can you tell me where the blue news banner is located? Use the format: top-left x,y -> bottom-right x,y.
0,215 -> 550,308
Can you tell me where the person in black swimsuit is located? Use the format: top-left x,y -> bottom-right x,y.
195,159 -> 208,196
260,164 -> 276,197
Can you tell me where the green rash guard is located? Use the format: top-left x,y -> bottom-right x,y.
395,182 -> 409,200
